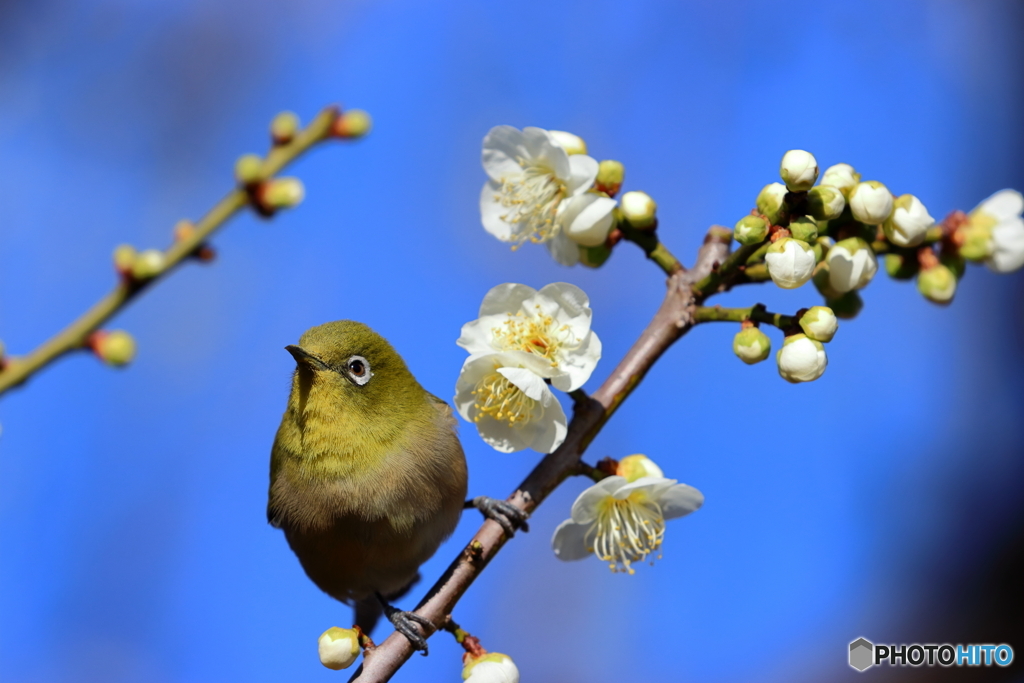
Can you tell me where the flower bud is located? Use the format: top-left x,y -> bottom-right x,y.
333,109 -> 372,139
733,216 -> 768,246
563,193 -> 617,246
548,130 -> 587,155
799,306 -> 838,343
318,627 -> 360,670
779,149 -> 818,192
130,249 -> 166,280
92,330 -> 136,367
917,263 -> 957,305
883,252 -> 918,280
806,185 -> 846,221
826,290 -> 863,320
756,182 -> 788,225
848,181 -> 893,225
462,652 -> 520,683
941,252 -> 966,279
261,177 -> 305,210
595,160 -> 625,196
819,163 -> 860,197
733,327 -> 771,365
234,154 -> 263,185
812,262 -> 840,299
270,111 -> 300,145
578,243 -> 612,268
972,189 -> 1024,273
776,334 -> 827,383
788,216 -> 819,243
765,237 -> 816,289
113,244 -> 137,273
617,454 -> 665,481
825,237 -> 877,293
619,191 -> 657,230
883,194 -> 933,247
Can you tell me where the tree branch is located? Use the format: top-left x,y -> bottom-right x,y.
349,228 -> 731,682
0,105 -> 351,397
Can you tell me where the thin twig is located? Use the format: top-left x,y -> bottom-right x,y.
0,106 -> 347,396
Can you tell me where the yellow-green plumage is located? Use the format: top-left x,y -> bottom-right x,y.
268,321 -> 467,612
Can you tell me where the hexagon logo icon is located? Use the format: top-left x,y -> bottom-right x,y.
849,637 -> 874,671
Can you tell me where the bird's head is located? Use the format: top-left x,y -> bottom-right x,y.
285,320 -> 422,418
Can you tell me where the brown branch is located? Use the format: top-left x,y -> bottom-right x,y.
348,227 -> 731,682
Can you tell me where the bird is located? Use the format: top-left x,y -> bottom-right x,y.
268,320 -> 527,653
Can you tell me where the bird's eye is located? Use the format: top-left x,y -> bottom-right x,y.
345,355 -> 372,386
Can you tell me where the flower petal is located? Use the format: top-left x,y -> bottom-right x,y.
545,230 -> 581,266
566,154 -> 599,195
612,476 -> 677,499
497,366 -> 548,401
551,519 -> 593,561
977,189 -> 1024,222
478,283 -> 539,317
561,194 -> 617,247
481,126 -> 528,182
480,181 -> 514,240
658,483 -> 705,520
549,330 -> 601,392
521,127 -> 570,180
570,476 -> 626,524
986,217 -> 1024,273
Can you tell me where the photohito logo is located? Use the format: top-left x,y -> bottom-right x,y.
849,637 -> 1014,671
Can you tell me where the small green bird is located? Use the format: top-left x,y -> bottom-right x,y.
268,321 -> 526,652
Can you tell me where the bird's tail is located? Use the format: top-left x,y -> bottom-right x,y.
352,573 -> 421,635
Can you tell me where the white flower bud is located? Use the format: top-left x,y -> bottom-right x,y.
969,190 -> 1024,273
799,306 -> 838,343
463,652 -> 520,683
620,190 -> 657,229
318,627 -> 360,670
764,237 -> 816,289
848,181 -> 893,225
734,216 -> 768,246
917,264 -> 957,305
595,160 -> 624,196
819,163 -> 860,197
826,237 -> 877,293
733,327 -> 771,365
548,130 -> 588,155
561,193 -> 616,246
806,185 -> 846,221
776,334 -> 827,383
883,194 -> 934,247
756,182 -> 788,224
779,149 -> 818,192
617,454 -> 665,482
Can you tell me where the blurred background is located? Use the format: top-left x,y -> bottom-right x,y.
1,1 -> 1023,681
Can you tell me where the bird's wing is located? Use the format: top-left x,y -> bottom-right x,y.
267,502 -> 283,528
426,391 -> 459,431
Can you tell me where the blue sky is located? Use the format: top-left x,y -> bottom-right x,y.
2,1 -> 1023,681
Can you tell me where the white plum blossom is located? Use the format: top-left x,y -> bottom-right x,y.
547,130 -> 587,155
776,334 -> 827,383
318,627 -> 360,670
480,125 -> 611,266
457,282 -> 601,392
826,237 -> 877,293
819,163 -> 860,197
551,454 -> 704,574
765,237 -> 816,289
454,351 -> 567,454
884,194 -> 934,247
968,189 -> 1024,273
779,149 -> 818,192
848,180 -> 893,225
463,653 -> 520,683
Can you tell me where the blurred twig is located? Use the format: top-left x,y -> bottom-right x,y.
0,105 -> 354,397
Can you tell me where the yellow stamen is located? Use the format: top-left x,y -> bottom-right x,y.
494,159 -> 567,245
471,368 -> 538,427
490,306 -> 580,365
586,492 -> 666,574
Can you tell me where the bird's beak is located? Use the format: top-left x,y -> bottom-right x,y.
285,345 -> 329,370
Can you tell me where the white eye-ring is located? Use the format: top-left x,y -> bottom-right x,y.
345,355 -> 372,386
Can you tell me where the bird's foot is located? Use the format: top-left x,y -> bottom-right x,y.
468,496 -> 530,537
378,595 -> 433,656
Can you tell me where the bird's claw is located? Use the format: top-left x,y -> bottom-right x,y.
380,601 -> 433,655
470,496 -> 530,537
